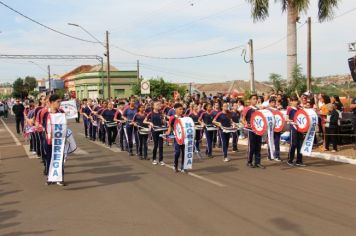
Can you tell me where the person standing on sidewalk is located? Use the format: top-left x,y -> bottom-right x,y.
324,103 -> 339,152
12,99 -> 25,134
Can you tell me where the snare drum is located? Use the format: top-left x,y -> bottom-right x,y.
138,127 -> 151,135
105,121 -> 117,127
195,125 -> 203,130
153,126 -> 168,132
222,127 -> 238,133
206,125 -> 218,131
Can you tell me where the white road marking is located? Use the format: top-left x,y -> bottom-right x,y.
74,147 -> 89,155
23,144 -> 39,159
79,132 -> 227,187
164,164 -> 227,187
0,118 -> 21,146
299,168 -> 356,182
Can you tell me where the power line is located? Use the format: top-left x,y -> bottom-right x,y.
110,0 -> 189,33
255,22 -> 306,51
0,0 -> 100,44
132,3 -> 245,45
111,43 -> 245,60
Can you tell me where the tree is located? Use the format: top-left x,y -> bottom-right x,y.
247,0 -> 339,81
269,73 -> 284,92
285,64 -> 307,97
12,78 -> 27,99
23,76 -> 37,94
132,77 -> 187,99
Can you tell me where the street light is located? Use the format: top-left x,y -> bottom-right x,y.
29,61 -> 51,94
68,23 -> 109,98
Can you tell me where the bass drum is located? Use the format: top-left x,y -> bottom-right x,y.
274,110 -> 288,133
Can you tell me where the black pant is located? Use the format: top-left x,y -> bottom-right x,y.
174,140 -> 185,169
30,133 -> 35,151
126,125 -> 138,154
118,125 -> 126,150
75,112 -> 80,123
288,129 -> 303,163
15,116 -> 24,134
204,129 -> 213,155
232,131 -> 239,151
99,124 -> 106,143
152,131 -> 163,161
268,132 -> 281,159
325,127 -> 338,151
106,126 -> 117,147
138,133 -> 148,157
83,119 -> 89,137
247,130 -> 262,165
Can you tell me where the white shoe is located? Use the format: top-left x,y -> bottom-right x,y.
32,151 -> 37,154
159,161 -> 165,166
224,158 -> 230,162
152,160 -> 158,165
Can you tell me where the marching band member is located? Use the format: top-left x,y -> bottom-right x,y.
97,101 -> 108,144
123,98 -> 138,156
42,94 -> 65,186
114,102 -> 126,151
133,104 -> 149,160
231,102 -> 240,152
267,98 -> 281,161
80,99 -> 89,138
213,102 -> 233,162
242,94 -> 264,168
188,104 -> 202,152
99,101 -> 117,148
144,101 -> 166,165
212,102 -> 221,148
199,103 -> 215,158
287,96 -> 305,167
166,103 -> 185,172
33,96 -> 46,158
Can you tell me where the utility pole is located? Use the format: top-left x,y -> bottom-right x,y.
248,39 -> 255,93
137,60 -> 140,84
48,65 -> 51,94
106,30 -> 111,99
307,17 -> 312,92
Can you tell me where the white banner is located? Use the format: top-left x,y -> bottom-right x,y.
174,117 -> 195,170
48,113 -> 67,182
296,109 -> 318,156
261,110 -> 275,160
141,80 -> 150,95
60,100 -> 78,119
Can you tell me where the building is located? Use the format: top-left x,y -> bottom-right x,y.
0,83 -> 13,96
61,64 -> 138,99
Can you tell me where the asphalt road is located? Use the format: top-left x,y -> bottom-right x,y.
1,117 -> 356,236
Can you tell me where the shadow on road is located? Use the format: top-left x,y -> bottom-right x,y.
65,172 -> 146,191
270,217 -> 307,236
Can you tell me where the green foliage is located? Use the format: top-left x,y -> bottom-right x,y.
247,0 -> 339,22
23,76 -> 37,93
55,89 -> 66,99
269,73 -> 284,92
12,76 -> 38,99
132,77 -> 186,99
285,65 -> 307,97
12,78 -> 27,99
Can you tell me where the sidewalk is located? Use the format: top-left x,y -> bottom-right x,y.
238,138 -> 356,165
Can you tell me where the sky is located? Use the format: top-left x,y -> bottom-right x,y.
0,0 -> 355,84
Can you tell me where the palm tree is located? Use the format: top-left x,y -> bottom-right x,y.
247,0 -> 339,81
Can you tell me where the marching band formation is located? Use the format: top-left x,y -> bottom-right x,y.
18,90 -> 350,186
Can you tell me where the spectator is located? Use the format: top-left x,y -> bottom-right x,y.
324,103 -> 339,152
12,99 -> 25,134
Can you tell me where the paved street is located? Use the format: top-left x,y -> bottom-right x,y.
1,117 -> 356,236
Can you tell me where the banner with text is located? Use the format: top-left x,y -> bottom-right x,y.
48,113 -> 67,182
